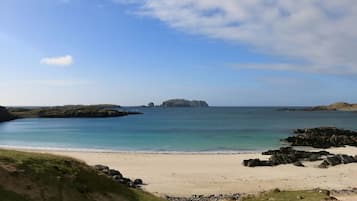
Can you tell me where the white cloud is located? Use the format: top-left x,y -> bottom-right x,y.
117,0 -> 357,74
40,55 -> 73,66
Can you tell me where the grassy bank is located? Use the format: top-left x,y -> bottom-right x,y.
241,189 -> 332,201
0,149 -> 164,201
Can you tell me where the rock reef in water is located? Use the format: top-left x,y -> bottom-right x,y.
283,127 -> 357,148
7,104 -> 142,119
161,99 -> 209,107
0,106 -> 16,122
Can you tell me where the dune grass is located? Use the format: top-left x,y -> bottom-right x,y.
0,149 -> 165,201
241,189 -> 332,201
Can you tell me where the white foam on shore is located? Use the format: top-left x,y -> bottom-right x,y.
0,144 -> 263,155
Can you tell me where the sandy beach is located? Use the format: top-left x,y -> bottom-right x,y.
13,146 -> 357,197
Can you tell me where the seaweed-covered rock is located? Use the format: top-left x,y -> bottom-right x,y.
244,147 -> 331,167
243,159 -> 273,167
283,127 -> 357,148
93,164 -> 143,188
318,155 -> 357,168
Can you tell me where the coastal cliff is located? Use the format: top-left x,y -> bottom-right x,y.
161,99 -> 209,108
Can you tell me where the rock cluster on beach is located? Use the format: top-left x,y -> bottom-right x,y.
284,127 -> 357,148
94,164 -> 143,188
166,193 -> 240,201
243,147 -> 331,167
318,154 -> 357,168
243,146 -> 357,168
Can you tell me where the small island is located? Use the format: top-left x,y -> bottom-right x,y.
161,99 -> 209,108
0,104 -> 142,123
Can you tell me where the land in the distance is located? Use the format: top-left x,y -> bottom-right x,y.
142,99 -> 209,108
280,102 -> 357,112
0,104 -> 142,122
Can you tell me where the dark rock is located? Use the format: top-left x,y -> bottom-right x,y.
119,177 -> 131,185
319,154 -> 357,168
293,161 -> 305,167
134,179 -> 143,185
245,147 -> 332,167
94,164 -> 109,172
112,175 -> 123,181
108,169 -> 122,177
283,127 -> 357,148
243,159 -> 273,167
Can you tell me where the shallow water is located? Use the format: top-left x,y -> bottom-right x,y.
0,107 -> 356,152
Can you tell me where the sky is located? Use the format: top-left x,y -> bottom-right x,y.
1,0 -> 357,106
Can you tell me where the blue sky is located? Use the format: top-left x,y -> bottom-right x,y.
1,0 -> 357,106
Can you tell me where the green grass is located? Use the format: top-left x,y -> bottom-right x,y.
0,149 -> 165,201
0,186 -> 31,201
241,189 -> 332,201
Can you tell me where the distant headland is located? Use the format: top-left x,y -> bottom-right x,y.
0,104 -> 142,123
280,102 -> 357,112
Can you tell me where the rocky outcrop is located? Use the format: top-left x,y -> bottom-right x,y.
8,105 -> 142,119
161,99 -> 209,107
318,154 -> 357,168
94,164 -> 143,188
283,127 -> 357,148
243,147 -> 357,168
0,106 -> 16,122
243,147 -> 332,167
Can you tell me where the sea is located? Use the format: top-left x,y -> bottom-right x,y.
0,107 -> 356,153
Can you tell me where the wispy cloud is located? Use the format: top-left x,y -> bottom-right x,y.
40,55 -> 73,66
116,0 -> 357,74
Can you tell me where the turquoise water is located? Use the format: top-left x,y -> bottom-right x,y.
0,107 -> 357,152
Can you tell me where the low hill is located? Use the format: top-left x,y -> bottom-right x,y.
279,102 -> 357,112
0,106 -> 16,122
309,102 -> 357,111
8,105 -> 142,119
161,99 -> 208,108
0,149 -> 164,201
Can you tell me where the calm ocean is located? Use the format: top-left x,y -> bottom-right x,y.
0,107 -> 356,152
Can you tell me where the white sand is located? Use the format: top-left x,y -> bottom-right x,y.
16,146 -> 357,197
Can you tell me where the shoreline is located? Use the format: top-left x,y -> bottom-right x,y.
0,144 -> 268,155
7,146 -> 357,197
